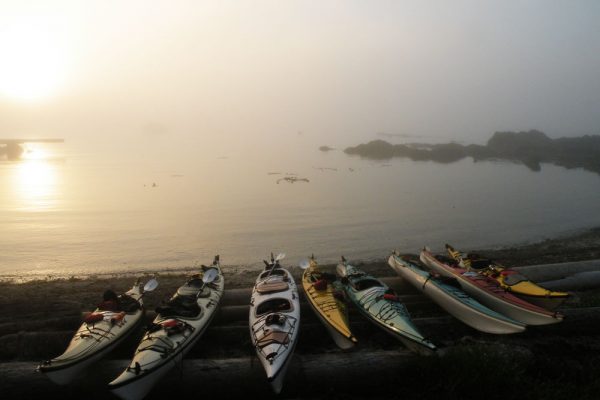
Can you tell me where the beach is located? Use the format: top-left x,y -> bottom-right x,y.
1,228 -> 600,399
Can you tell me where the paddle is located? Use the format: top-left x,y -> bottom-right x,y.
263,252 -> 286,278
336,256 -> 348,278
274,252 -> 286,265
196,267 -> 219,297
142,278 -> 159,294
445,244 -> 468,269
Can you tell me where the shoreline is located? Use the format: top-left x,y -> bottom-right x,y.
2,226 -> 600,284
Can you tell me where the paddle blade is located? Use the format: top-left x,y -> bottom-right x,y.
143,278 -> 159,293
336,263 -> 347,278
275,253 -> 286,262
202,268 -> 219,283
298,259 -> 310,270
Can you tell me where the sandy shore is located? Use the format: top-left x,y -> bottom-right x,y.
2,226 -> 599,313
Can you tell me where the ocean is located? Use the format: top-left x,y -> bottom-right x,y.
1,135 -> 599,280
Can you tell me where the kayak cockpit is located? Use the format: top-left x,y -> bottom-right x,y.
256,298 -> 293,316
259,269 -> 287,279
351,279 -> 383,291
155,295 -> 202,319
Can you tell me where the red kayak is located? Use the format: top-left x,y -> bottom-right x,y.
419,248 -> 563,326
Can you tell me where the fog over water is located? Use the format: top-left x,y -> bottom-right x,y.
1,1 -> 600,278
1,138 -> 600,279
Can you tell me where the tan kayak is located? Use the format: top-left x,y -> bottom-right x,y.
300,256 -> 357,349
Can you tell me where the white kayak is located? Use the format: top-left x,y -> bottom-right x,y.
109,256 -> 224,400
37,278 -> 158,385
249,253 -> 300,394
388,253 -> 526,334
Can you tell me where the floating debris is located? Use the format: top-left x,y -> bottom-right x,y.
314,167 -> 338,172
267,172 -> 282,175
319,145 -> 334,152
348,168 -> 354,172
277,176 -> 310,184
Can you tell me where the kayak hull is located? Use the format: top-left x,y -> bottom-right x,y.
514,293 -> 567,310
265,330 -> 299,394
388,255 -> 525,334
109,261 -> 224,400
249,264 -> 300,394
301,260 -> 356,350
446,244 -> 569,310
338,262 -> 436,355
420,250 -> 562,326
38,284 -> 145,385
306,294 -> 356,349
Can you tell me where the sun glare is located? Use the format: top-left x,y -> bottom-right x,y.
0,21 -> 68,101
13,159 -> 58,211
21,145 -> 50,161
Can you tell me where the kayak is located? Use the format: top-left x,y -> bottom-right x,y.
388,253 -> 526,334
249,253 -> 300,394
109,256 -> 224,400
337,257 -> 436,355
446,244 -> 569,310
420,248 -> 563,326
300,255 -> 357,349
38,278 -> 157,385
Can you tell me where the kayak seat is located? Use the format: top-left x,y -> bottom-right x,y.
257,281 -> 289,294
98,300 -> 120,312
313,279 -> 328,291
352,279 -> 383,291
259,269 -> 287,279
470,259 -> 492,269
156,295 -> 201,318
119,294 -> 141,313
266,313 -> 286,326
256,298 -> 292,315
177,284 -> 210,298
502,273 -> 528,286
257,330 -> 290,348
435,255 -> 458,266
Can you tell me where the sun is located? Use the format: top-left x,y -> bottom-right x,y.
0,21 -> 68,101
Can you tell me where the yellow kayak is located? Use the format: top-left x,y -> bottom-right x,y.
446,244 -> 569,310
301,256 -> 357,349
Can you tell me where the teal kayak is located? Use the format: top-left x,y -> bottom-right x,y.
336,258 -> 436,355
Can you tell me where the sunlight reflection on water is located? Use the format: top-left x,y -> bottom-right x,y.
12,159 -> 59,212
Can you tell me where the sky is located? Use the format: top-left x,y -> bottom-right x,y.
1,0 -> 599,148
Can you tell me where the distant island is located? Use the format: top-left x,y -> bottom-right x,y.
0,138 -> 64,160
344,130 -> 600,175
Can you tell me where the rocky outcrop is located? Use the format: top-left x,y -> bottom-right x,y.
344,130 -> 600,174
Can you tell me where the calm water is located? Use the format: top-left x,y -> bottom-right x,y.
1,137 -> 600,280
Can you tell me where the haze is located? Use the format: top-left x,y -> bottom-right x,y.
1,0 -> 600,151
